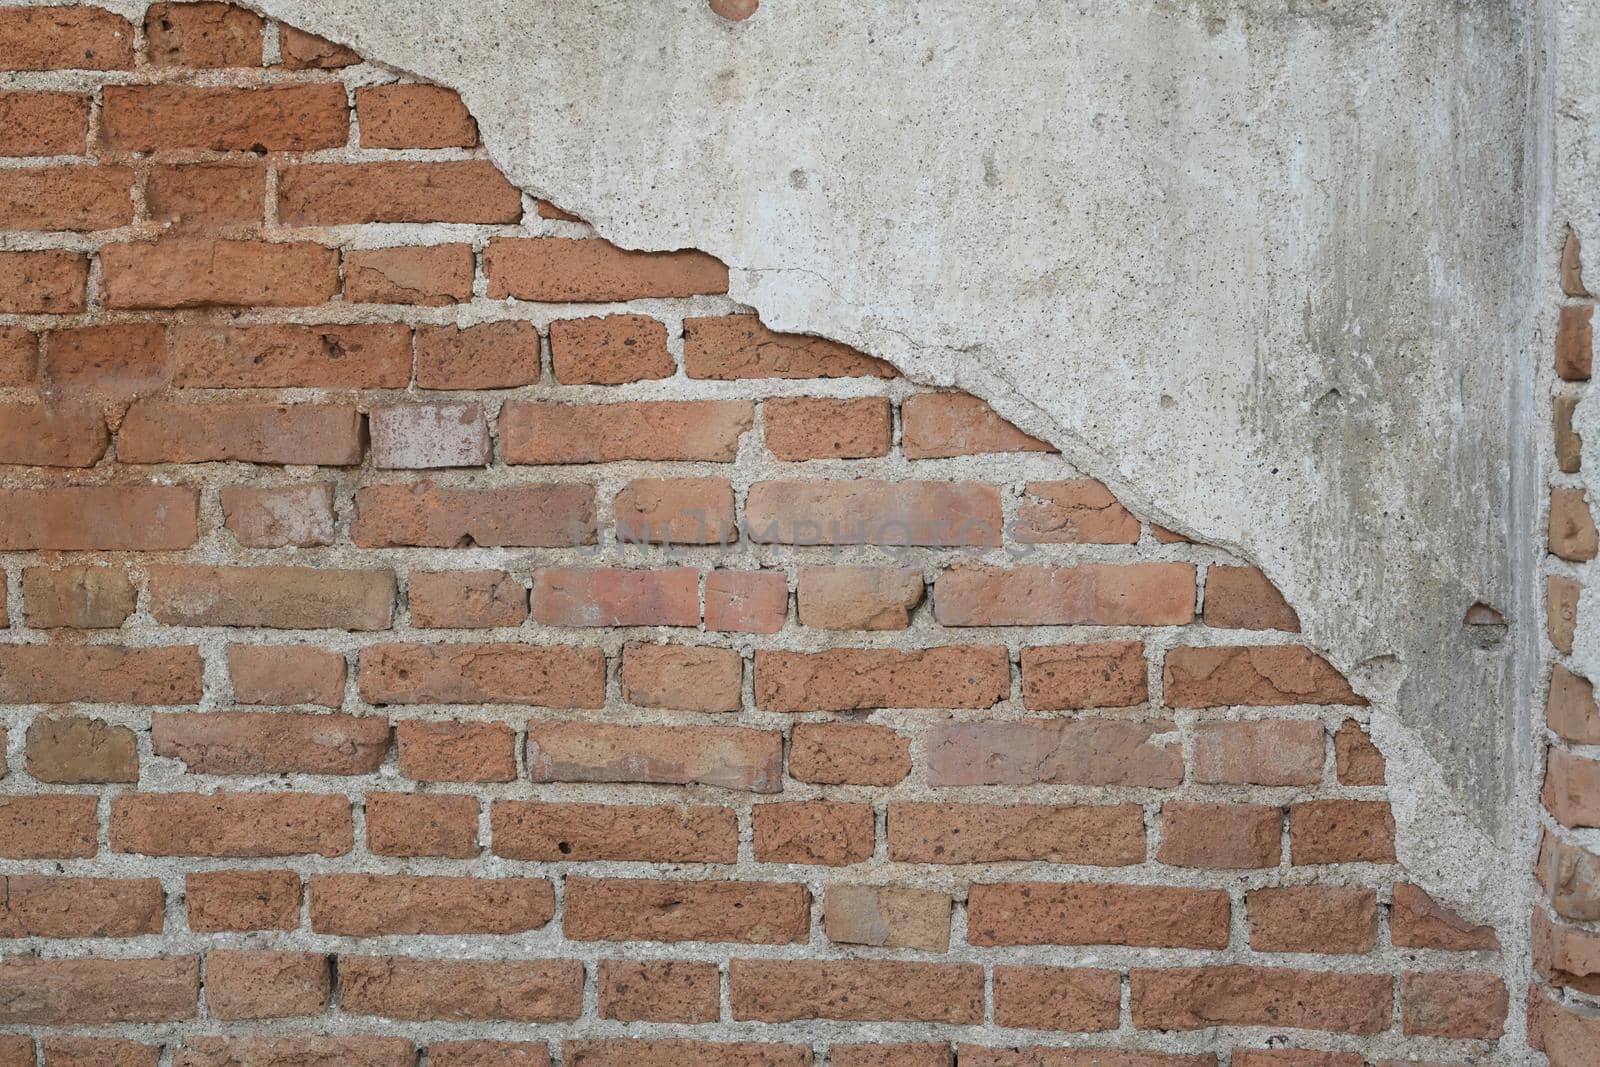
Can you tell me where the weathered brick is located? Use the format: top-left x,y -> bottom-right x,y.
747,479 -> 1002,547
1130,967 -> 1391,1033
338,956 -> 582,1022
1202,566 -> 1301,630
409,570 -> 527,629
730,960 -> 982,1023
993,966 -> 1121,1032
527,721 -> 782,792
599,960 -> 720,1023
1537,909 -> 1600,993
551,314 -> 674,384
830,1046 -> 953,1067
45,322 -> 167,397
789,722 -> 911,785
1231,1053 -> 1360,1067
416,321 -> 542,389
1551,574 -> 1581,653
1191,719 -> 1324,786
1546,748 -> 1600,828
684,315 -> 892,379
968,882 -> 1228,948
565,1041 -> 804,1067
352,483 -> 596,548
1558,304 -> 1593,380
1557,392 -> 1582,472
346,244 -> 474,306
310,874 -> 553,935
356,84 -> 477,148
41,1038 -> 159,1067
491,801 -> 737,863
429,1041 -> 549,1067
1158,802 -> 1282,869
365,792 -> 479,858
396,719 -> 516,782
888,803 -> 1145,865
753,800 -> 874,865
0,249 -> 86,311
705,570 -> 789,633
174,323 -> 411,388
120,400 -> 360,464
101,84 -> 348,151
765,396 -> 893,459
0,401 -> 106,467
1552,486 -> 1600,560
566,878 -> 808,943
26,714 -> 139,783
101,240 -> 338,309
797,566 -> 922,630
1288,800 -> 1396,864
111,792 -> 353,857
1246,886 -> 1376,953
1550,663 -> 1600,743
532,566 -> 700,627
1390,882 -> 1500,950
1538,831 -> 1600,922
22,565 -> 136,627
229,644 -> 346,708
0,6 -> 133,70
927,719 -> 1181,787
755,646 -> 1009,711
1401,971 -> 1507,1039
0,795 -> 97,858
1020,641 -> 1149,709
824,885 -> 951,952
502,400 -> 752,463
280,162 -> 520,224
147,163 -> 265,232
1163,645 -> 1363,707
185,869 -> 301,932
1333,719 -> 1385,784
616,477 -> 737,544
277,25 -> 360,69
935,563 -> 1195,625
1014,479 -> 1140,543
148,565 -> 394,629
221,484 -> 336,548
901,394 -> 1052,458
0,875 -> 162,937
204,951 -> 328,1020
0,325 -> 34,383
174,1037 -> 414,1067
0,91 -> 90,156
145,2 -> 262,67
487,238 -> 727,301
360,643 -> 605,706
151,711 -> 390,775
622,643 -> 743,712
0,165 -> 133,230
370,402 -> 489,469
0,957 -> 196,1025
0,645 -> 201,704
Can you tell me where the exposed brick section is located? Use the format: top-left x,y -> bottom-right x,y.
929,718 -> 1181,788
532,566 -> 700,627
310,874 -> 553,935
365,792 -> 479,858
0,875 -> 162,938
0,165 -> 133,231
0,644 -> 202,704
0,249 -> 87,311
1546,748 -> 1600,828
102,240 -> 339,309
901,394 -> 1053,458
0,6 -> 132,70
729,960 -> 983,1023
151,711 -> 390,775
101,84 -> 348,151
145,2 -> 262,67
1158,802 -> 1283,869
370,401 -> 490,469
934,564 -> 1196,625
430,1042 -> 548,1067
174,323 -> 411,388
359,642 -> 605,706
1202,565 -> 1301,630
502,400 -> 753,463
967,882 -> 1229,948
831,1046 -> 952,1067
1334,719 -> 1386,784
766,397 -> 893,459
357,84 -> 478,148
416,321 -> 542,389
705,570 -> 789,633
147,163 -> 265,232
1401,971 -> 1507,1039
1538,831 -> 1600,922
25,715 -> 138,783
43,321 -> 166,397
42,1039 -> 159,1066
622,643 -> 743,712
1289,800 -> 1396,864
1019,640 -> 1149,709
615,477 -> 737,544
0,325 -> 35,384
487,238 -> 728,301
1014,479 -> 1140,543
566,878 -> 809,943
1391,882 -> 1501,950
797,565 -> 923,630
747,480 -> 1002,547
685,315 -> 893,379
551,314 -> 674,384
0,795 -> 98,858
789,723 -> 911,785
352,482 -> 597,548
221,484 -> 336,548
410,570 -> 528,629
755,646 -> 1010,711
278,25 -> 359,68
1551,574 -> 1582,652
1131,967 -> 1392,1033
1549,664 -> 1600,743
565,1042 -> 804,1067
119,400 -> 361,464
185,870 -> 301,932
0,401 -> 107,467
280,162 -> 522,225
1164,645 -> 1364,707
346,245 -> 475,306
492,801 -> 738,863
1558,304 -> 1593,380
527,722 -> 783,792
339,956 -> 582,1022
147,565 -> 395,630
175,1037 -> 415,1067
111,793 -> 353,857
992,966 -> 1121,1032
1191,719 -> 1324,786
204,951 -> 329,1020
1246,886 -> 1377,953
0,957 -> 197,1025
824,885 -> 951,952
22,565 -> 136,627
0,91 -> 90,156
1551,487 -> 1599,560
228,644 -> 346,708
753,800 -> 875,865
396,720 -> 517,782
599,960 -> 720,1023
888,803 -> 1146,865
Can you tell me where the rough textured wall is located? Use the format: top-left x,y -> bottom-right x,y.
0,4 -> 1524,1063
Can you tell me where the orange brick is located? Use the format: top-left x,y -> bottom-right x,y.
705,570 -> 789,633
730,960 -> 981,1023
1401,971 -> 1507,1039
0,249 -> 86,311
345,244 -> 474,305
746,479 -> 1002,547
174,323 -> 411,388
280,162 -> 520,225
824,885 -> 951,952
42,1039 -> 158,1066
765,396 -> 893,460
101,84 -> 348,151
175,1037 -> 413,1067
621,643 -> 743,712
491,801 -> 737,863
788,723 -> 910,785
1549,664 -> 1600,743
147,565 -> 394,629
120,399 -> 361,465
360,642 -> 604,707
599,960 -> 720,1023
1164,645 -> 1363,707
352,483 -> 596,549
527,721 -> 782,793
901,393 -> 1052,458
0,6 -> 133,70
0,875 -> 161,937
551,314 -> 674,384
1158,802 -> 1282,869
501,400 -> 752,463
228,644 -> 346,708
1547,748 -> 1600,828
430,1042 -> 548,1067
0,91 -> 90,155
221,484 -> 336,548
416,321 -> 542,389
0,644 -> 201,703
1203,565 -> 1301,630
755,646 -> 1010,711
0,486 -> 197,550
365,792 -> 479,858
685,315 -> 892,378
487,237 -> 727,301
185,869 -> 301,932
146,163 -> 265,232
0,325 -> 34,383
532,566 -> 699,627
0,957 -> 196,1025
310,874 -> 553,935
44,322 -> 168,398
1289,800 -> 1396,864
151,711 -> 390,775
111,792 -> 353,857
369,401 -> 490,468
992,966 -> 1121,1031
1131,967 -> 1391,1033
797,565 -> 923,630
1191,719 -> 1324,786
1390,882 -> 1500,950
1246,886 -> 1377,953
888,802 -> 1145,865
1558,304 -> 1593,381
101,239 -> 338,309
1334,719 -> 1385,784
409,570 -> 528,628
566,878 -> 808,944
616,477 -> 737,545
0,795 -> 98,858
830,1047 -> 952,1067
204,950 -> 328,1020
934,563 -> 1195,625
1014,479 -> 1140,543
357,84 -> 477,147
25,714 -> 138,782
565,1041 -> 803,1067
338,956 -> 581,1022
1020,640 -> 1149,709
1551,487 -> 1599,561
753,801 -> 875,865
1551,574 -> 1581,653
968,882 -> 1228,949
0,165 -> 132,231
396,720 -> 517,782
0,401 -> 108,467
927,719 -> 1181,787
145,2 -> 262,67
277,25 -> 359,69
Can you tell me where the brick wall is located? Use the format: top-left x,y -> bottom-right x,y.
0,4 -> 1514,1064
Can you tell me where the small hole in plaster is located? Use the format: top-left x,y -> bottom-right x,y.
709,0 -> 759,21
1463,602 -> 1507,649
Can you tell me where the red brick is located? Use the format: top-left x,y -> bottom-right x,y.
173,323 -> 410,388
1558,304 -> 1593,380
531,566 -> 699,627
537,200 -> 581,221
0,6 -> 132,70
148,565 -> 394,629
228,644 -> 346,708
1552,574 -> 1582,652
756,646 -> 1008,711
599,960 -> 720,1023
0,91 -> 89,156
622,643 -> 743,712
888,803 -> 1145,865
25,714 -> 137,782
101,84 -> 348,151
365,792 -> 479,858
397,719 -> 516,782
1334,719 -> 1385,784
357,84 -> 477,147
111,793 -> 352,857
492,801 -> 737,863
789,722 -> 910,785
1390,882 -> 1500,950
277,25 -> 359,69
174,1037 -> 414,1067
101,239 -> 338,309
830,1047 -> 952,1067
527,721 -> 782,792
753,800 -> 874,865
0,875 -> 162,937
0,795 -> 97,858
1163,645 -> 1363,706
935,563 -> 1195,625
1551,487 -> 1599,560
1537,909 -> 1600,993
766,396 -> 893,459
747,479 -> 1002,547
502,399 -> 752,463
1289,800 -> 1396,864
346,244 -> 474,305
41,1038 -> 159,1066
1538,831 -> 1600,922
360,643 -> 605,707
993,966 -> 1121,1031
42,322 -> 167,398
1549,664 -> 1600,743
1191,719 -> 1324,785
0,249 -> 86,311
487,237 -> 727,301
0,165 -> 132,230
119,400 -> 359,464
369,401 -> 489,469
185,869 -> 301,932
551,314 -> 674,384
1203,566 -> 1301,630
0,957 -> 196,1025
21,565 -> 135,630
565,1041 -> 804,1067
797,565 -> 922,629
566,878 -> 808,943
429,1042 -> 549,1067
310,874 -> 552,935
204,951 -> 328,1020
1158,802 -> 1282,869
1231,1054 -> 1360,1067
146,163 -> 265,232
1401,971 -> 1507,1038
1547,748 -> 1600,828
151,711 -> 390,775
824,885 -> 951,952
0,644 -> 201,703
684,315 -> 892,378
0,401 -> 108,466
0,325 -> 34,383
927,719 -> 1181,787
339,956 -> 581,1022
1246,886 -> 1377,953
416,321 -> 542,389
705,570 -> 789,633
281,161 -> 519,224
145,2 -> 262,67
409,570 -> 527,629
1130,967 -> 1391,1033
352,483 -> 596,548
221,484 -> 336,548
902,393 -> 1052,458
1014,479 -> 1140,543
616,477 -> 737,544
730,959 -> 982,1023
1020,641 -> 1149,709
967,882 -> 1229,948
